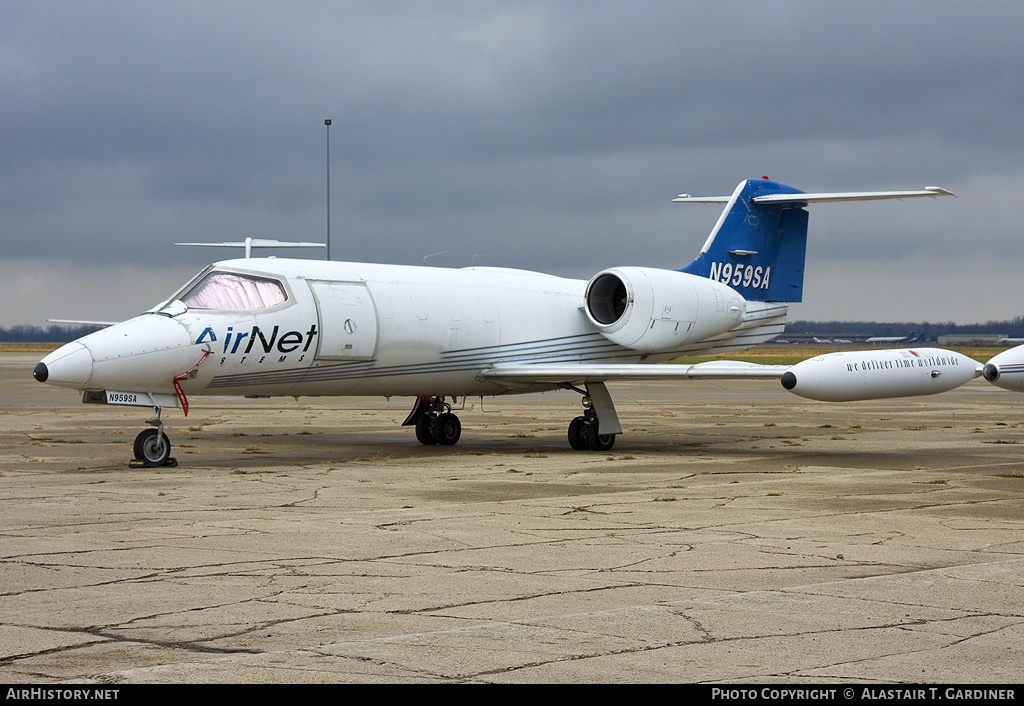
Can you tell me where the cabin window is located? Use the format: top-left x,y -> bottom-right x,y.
181,272 -> 287,311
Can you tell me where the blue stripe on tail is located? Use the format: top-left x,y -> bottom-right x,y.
679,178 -> 809,302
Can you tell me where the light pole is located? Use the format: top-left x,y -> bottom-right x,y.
324,118 -> 332,261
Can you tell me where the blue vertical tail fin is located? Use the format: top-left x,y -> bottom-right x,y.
675,178 -> 954,303
678,178 -> 808,302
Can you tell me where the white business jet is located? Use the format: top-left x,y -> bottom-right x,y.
33,177 -> 967,467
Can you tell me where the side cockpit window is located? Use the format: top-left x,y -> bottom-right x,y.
181,272 -> 287,311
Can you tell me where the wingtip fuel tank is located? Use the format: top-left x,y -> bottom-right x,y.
981,344 -> 1024,392
780,348 -> 979,402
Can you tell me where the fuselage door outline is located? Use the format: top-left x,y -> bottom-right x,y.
307,280 -> 380,361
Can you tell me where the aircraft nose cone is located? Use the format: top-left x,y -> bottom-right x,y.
36,342 -> 94,389
982,363 -> 1000,382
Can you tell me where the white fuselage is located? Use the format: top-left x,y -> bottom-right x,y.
39,258 -> 787,404
190,260 -> 604,398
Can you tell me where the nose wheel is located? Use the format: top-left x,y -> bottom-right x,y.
130,407 -> 178,468
134,428 -> 172,467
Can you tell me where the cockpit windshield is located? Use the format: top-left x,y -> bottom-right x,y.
180,272 -> 288,311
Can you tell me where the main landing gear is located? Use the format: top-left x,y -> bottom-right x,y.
130,407 -> 177,468
568,410 -> 615,451
565,381 -> 622,452
402,383 -> 621,452
404,396 -> 462,446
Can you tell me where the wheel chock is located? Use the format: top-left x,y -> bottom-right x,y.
129,457 -> 178,468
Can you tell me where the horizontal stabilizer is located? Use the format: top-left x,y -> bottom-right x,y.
175,237 -> 326,259
750,186 -> 955,204
47,318 -> 117,327
671,194 -> 730,204
673,186 -> 954,205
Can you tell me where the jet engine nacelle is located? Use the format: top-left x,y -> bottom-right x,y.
584,267 -> 745,353
780,348 -> 979,402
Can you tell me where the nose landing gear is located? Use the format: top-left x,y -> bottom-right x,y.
130,407 -> 177,468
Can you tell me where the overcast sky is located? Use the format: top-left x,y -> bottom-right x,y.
3,1 -> 1022,327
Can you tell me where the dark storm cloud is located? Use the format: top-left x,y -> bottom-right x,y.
2,1 -> 1024,324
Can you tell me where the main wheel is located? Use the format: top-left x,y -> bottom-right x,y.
134,428 -> 171,467
432,412 -> 462,446
415,415 -> 437,445
568,416 -> 589,450
584,419 -> 615,451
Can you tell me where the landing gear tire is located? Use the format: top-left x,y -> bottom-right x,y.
564,383 -> 619,452
568,415 -> 615,451
585,422 -> 615,451
134,428 -> 171,467
433,412 -> 462,446
568,416 -> 589,450
408,397 -> 462,447
415,415 -> 438,445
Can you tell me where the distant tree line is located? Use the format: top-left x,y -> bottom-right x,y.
0,325 -> 103,343
786,317 -> 1024,340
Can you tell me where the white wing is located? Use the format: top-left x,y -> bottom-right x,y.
480,361 -> 789,384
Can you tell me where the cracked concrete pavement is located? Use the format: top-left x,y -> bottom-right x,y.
1,352 -> 1022,683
